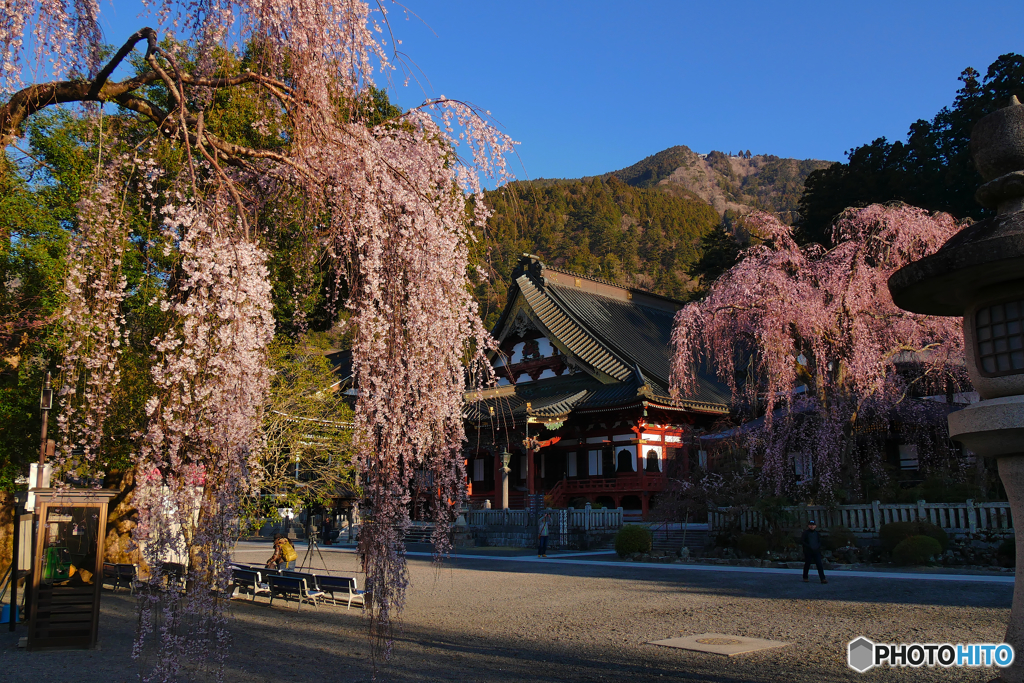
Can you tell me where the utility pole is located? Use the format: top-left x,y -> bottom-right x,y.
38,371 -> 52,467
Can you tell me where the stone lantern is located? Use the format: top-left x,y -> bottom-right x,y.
888,96 -> 1024,683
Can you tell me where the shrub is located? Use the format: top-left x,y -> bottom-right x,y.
892,535 -> 943,566
614,525 -> 653,557
569,498 -> 590,509
736,533 -> 769,558
778,536 -> 797,551
825,526 -> 857,551
880,521 -> 949,553
998,537 -> 1016,566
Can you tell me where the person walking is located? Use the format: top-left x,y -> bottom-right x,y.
537,513 -> 551,558
801,520 -> 827,584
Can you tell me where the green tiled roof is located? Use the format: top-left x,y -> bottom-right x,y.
470,256 -> 731,422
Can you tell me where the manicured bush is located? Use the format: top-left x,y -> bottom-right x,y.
736,533 -> 769,558
825,525 -> 857,551
892,535 -> 943,566
998,537 -> 1016,566
880,521 -> 949,553
614,524 -> 653,557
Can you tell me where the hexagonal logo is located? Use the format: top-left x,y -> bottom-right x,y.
848,637 -> 875,673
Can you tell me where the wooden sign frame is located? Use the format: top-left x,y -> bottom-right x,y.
27,488 -> 117,650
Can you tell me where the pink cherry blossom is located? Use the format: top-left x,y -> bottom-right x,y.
6,1 -> 515,676
671,205 -> 968,500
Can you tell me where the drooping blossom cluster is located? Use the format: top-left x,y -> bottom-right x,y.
55,165 -> 131,475
6,0 -> 516,673
309,109 -> 500,654
0,0 -> 101,92
671,205 -> 968,500
131,200 -> 275,680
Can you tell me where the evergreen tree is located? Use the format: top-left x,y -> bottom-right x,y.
798,54 -> 1024,246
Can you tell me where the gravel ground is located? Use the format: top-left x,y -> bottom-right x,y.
1,541 -> 1013,683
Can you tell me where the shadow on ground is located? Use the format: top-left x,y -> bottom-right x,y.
1,548 -> 1008,683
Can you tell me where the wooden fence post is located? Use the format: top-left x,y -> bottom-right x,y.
917,500 -> 926,523
967,499 -> 977,533
872,500 -> 882,532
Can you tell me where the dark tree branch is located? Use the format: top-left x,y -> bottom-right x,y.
0,28 -> 164,147
0,73 -> 158,146
88,28 -> 159,99
0,26 -> 328,220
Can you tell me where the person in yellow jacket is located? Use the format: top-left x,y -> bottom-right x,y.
266,533 -> 298,570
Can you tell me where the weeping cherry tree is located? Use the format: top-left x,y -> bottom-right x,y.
670,205 -> 969,501
1,0 -> 514,675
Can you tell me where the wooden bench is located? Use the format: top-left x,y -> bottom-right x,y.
312,574 -> 366,610
101,563 -> 138,593
267,574 -> 323,610
230,567 -> 271,602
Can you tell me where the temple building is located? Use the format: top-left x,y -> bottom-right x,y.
464,255 -> 730,519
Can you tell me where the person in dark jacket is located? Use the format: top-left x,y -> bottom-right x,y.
801,520 -> 827,584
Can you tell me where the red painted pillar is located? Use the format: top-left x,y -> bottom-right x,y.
639,447 -> 646,488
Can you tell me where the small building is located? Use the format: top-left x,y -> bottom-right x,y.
465,255 -> 730,518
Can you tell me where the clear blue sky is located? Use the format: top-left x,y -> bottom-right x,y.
96,1 -> 1024,181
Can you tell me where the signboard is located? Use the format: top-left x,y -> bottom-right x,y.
27,489 -> 117,650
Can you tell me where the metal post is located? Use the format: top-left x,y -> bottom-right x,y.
37,372 -> 52,467
9,503 -> 19,631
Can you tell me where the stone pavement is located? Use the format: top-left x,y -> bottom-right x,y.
1,539 -> 1013,682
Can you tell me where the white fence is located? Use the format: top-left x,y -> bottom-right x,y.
467,506 -> 623,530
467,509 -> 530,527
709,500 -> 1013,536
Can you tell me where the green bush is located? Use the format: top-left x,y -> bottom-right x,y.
736,533 -> 769,558
880,521 -> 949,553
614,525 -> 653,557
892,535 -> 943,566
998,537 -> 1016,566
825,526 -> 857,551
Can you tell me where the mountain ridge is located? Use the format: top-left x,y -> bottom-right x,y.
474,145 -> 836,325
597,145 -> 834,223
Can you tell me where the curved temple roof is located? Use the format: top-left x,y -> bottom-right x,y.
467,255 -> 730,424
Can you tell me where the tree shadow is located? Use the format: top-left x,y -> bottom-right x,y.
420,553 -> 1013,610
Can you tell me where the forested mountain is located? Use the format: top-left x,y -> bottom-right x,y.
474,177 -> 719,327
473,147 -> 831,328
603,146 -> 832,223
798,53 -> 1024,246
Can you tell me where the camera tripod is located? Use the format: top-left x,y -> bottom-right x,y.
299,524 -> 329,572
